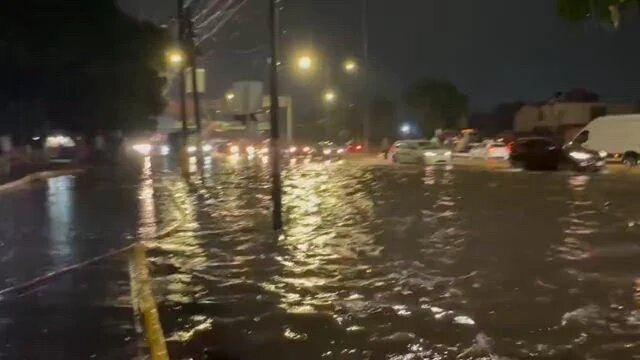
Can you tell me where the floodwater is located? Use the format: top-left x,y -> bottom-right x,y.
145,159 -> 640,359
1,158 -> 640,359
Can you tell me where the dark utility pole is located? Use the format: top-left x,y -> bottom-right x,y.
177,0 -> 189,178
269,0 -> 283,231
186,8 -> 203,163
361,0 -> 370,151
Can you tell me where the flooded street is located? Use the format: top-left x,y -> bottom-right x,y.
2,159 -> 640,359
147,159 -> 640,359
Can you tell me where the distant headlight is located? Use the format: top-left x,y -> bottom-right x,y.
323,149 -> 332,155
445,151 -> 452,156
187,145 -> 197,154
303,146 -> 311,153
230,145 -> 240,154
569,151 -> 592,160
132,143 -> 151,155
424,151 -> 437,157
160,145 -> 170,156
289,146 -> 297,153
337,149 -> 344,154
598,150 -> 607,158
202,144 -> 213,152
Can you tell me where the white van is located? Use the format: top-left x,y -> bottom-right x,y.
570,114 -> 640,166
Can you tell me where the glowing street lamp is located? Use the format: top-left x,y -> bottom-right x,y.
167,49 -> 185,65
400,123 -> 411,135
323,90 -> 336,104
297,55 -> 313,71
343,59 -> 358,74
225,92 -> 235,101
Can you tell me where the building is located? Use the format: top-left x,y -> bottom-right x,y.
514,102 -> 638,141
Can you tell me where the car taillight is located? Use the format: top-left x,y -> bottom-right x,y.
356,145 -> 362,150
506,143 -> 512,153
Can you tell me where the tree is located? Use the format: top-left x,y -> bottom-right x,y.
405,78 -> 468,137
0,0 -> 170,138
557,0 -> 640,27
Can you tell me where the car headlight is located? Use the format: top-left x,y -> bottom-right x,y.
289,146 -> 297,153
132,143 -> 151,155
160,145 -> 170,156
337,149 -> 344,154
202,144 -> 213,152
569,151 -> 592,160
323,149 -> 332,155
445,151 -> 452,156
598,150 -> 607,158
230,145 -> 240,154
187,145 -> 197,154
424,151 -> 437,157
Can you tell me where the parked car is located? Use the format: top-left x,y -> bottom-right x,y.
286,143 -> 315,157
315,141 -> 344,158
509,137 -> 605,171
568,114 -> 640,166
345,141 -> 364,153
469,140 -> 510,159
389,140 -> 452,165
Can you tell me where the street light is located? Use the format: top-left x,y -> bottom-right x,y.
323,90 -> 336,104
167,49 -> 185,65
297,55 -> 313,71
225,92 -> 235,101
343,59 -> 358,74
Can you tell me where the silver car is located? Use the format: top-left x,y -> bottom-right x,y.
389,140 -> 452,165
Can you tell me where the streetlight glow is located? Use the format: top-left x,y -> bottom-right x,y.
167,49 -> 185,65
343,59 -> 358,74
323,90 -> 336,103
226,92 -> 235,101
297,55 -> 313,70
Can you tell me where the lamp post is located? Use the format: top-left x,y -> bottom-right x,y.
361,0 -> 370,151
177,0 -> 189,179
269,0 -> 283,231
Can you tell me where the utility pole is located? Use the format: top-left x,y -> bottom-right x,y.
361,0 -> 370,151
177,0 -> 190,178
186,8 -> 203,166
269,0 -> 283,231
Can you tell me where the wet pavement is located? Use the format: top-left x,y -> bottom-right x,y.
2,157 -> 640,359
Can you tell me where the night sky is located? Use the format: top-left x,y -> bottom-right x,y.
119,0 -> 640,111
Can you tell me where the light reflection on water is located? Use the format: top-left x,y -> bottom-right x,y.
145,162 -> 640,359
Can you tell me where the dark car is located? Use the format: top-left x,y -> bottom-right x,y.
509,137 -> 605,171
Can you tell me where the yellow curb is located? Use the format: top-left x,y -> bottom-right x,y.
130,243 -> 169,360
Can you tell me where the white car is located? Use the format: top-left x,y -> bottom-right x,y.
468,140 -> 510,160
389,140 -> 452,165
